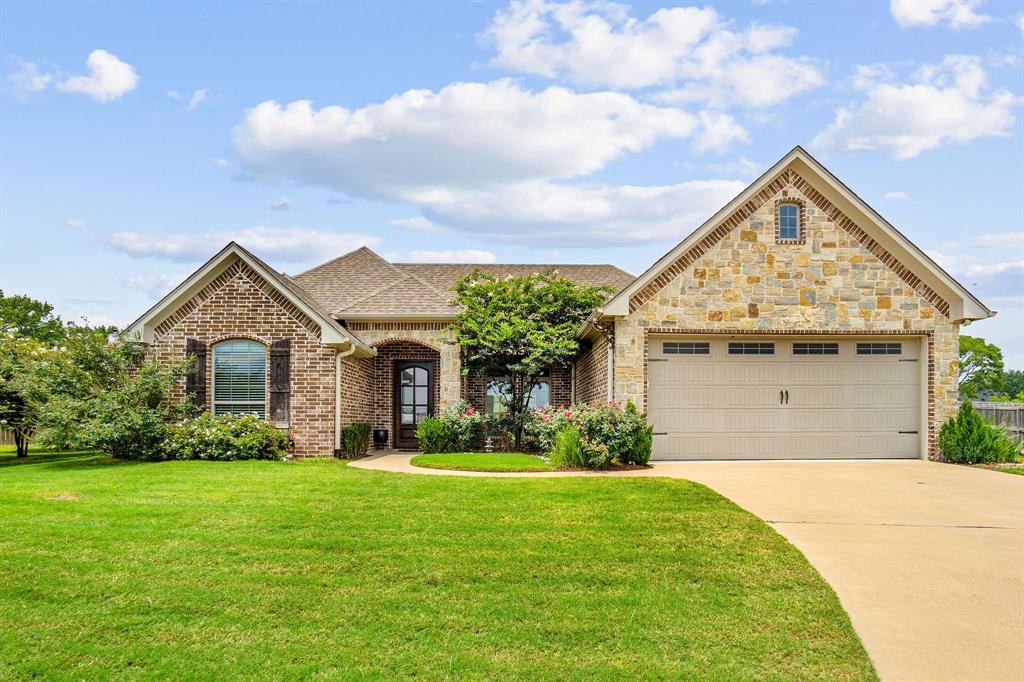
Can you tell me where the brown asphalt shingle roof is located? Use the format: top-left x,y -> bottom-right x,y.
292,246 -> 635,317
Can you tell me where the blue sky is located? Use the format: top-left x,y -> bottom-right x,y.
2,0 -> 1022,365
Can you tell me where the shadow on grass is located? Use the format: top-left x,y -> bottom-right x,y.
0,448 -> 142,470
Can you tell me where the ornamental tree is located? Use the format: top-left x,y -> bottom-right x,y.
449,269 -> 612,448
958,335 -> 1004,398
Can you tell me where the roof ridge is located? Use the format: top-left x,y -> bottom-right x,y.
294,244 -> 398,279
337,273 -> 453,313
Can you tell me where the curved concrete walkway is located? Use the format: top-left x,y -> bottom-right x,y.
352,453 -> 1024,682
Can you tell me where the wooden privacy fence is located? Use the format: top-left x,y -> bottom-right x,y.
972,401 -> 1024,445
0,428 -> 16,446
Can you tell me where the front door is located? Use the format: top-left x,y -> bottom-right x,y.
394,360 -> 435,449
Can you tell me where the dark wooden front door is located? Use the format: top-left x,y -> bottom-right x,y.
394,360 -> 435,449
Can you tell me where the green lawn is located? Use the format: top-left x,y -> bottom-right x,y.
411,452 -> 555,472
0,447 -> 875,680
994,466 -> 1024,475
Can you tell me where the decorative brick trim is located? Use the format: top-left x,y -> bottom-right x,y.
628,169 -> 950,318
786,174 -> 950,317
347,321 -> 451,331
370,336 -> 442,352
774,194 -> 806,244
629,170 -> 793,313
155,261 -> 322,340
641,328 -> 937,460
208,332 -> 271,347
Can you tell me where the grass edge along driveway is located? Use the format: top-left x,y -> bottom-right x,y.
0,449 -> 876,680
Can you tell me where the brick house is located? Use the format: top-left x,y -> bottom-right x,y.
126,147 -> 992,460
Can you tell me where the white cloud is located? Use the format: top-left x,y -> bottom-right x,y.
693,111 -> 749,153
233,80 -> 698,193
965,260 -> 1024,277
708,156 -> 761,178
484,1 -> 824,107
186,88 -> 207,111
212,158 -> 231,168
890,0 -> 990,28
972,232 -> 1024,248
269,196 -> 293,211
57,49 -> 139,102
64,217 -> 88,228
404,250 -> 497,263
105,226 -> 381,263
124,273 -> 184,298
6,57 -> 51,97
416,178 -> 746,244
391,216 -> 444,231
1018,14 -> 1024,34
813,55 -> 1019,159
883,191 -> 912,201
232,79 -> 750,245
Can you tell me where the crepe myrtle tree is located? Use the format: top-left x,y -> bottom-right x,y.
449,269 -> 612,449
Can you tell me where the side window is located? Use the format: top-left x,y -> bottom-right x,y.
778,203 -> 800,241
212,339 -> 267,417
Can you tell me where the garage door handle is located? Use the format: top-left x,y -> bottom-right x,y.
780,390 -> 784,404
785,390 -> 789,405
652,432 -> 667,436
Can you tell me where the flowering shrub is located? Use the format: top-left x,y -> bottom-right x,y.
526,401 -> 653,468
165,412 -> 291,461
439,399 -> 485,451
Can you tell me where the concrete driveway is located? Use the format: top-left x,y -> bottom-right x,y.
645,460 -> 1024,682
354,455 -> 1024,681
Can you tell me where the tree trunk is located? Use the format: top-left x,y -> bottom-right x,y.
14,429 -> 28,458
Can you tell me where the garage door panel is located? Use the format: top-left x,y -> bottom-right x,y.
648,336 -> 921,460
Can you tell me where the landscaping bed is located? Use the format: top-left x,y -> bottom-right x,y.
0,446 -> 875,680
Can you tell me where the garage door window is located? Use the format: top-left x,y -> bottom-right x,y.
793,342 -> 839,355
728,342 -> 774,355
663,341 -> 710,355
856,342 -> 902,355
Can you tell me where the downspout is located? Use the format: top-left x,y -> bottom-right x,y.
335,343 -> 357,452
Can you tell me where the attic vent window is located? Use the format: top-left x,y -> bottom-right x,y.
778,203 -> 800,241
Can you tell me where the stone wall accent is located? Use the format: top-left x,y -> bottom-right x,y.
628,169 -> 950,318
150,260 -> 337,456
346,324 -> 462,410
612,175 -> 959,459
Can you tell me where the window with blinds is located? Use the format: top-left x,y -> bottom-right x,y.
212,339 -> 267,417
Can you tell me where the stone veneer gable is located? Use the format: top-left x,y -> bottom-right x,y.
612,172 -> 959,460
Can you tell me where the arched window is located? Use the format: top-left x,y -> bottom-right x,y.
212,339 -> 266,417
778,203 -> 800,241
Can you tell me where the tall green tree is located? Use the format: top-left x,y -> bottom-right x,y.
449,269 -> 611,448
1001,369 -> 1024,399
0,336 -> 48,457
0,290 -> 66,347
958,335 -> 1004,398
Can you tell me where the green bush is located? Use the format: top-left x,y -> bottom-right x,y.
550,425 -> 584,468
525,401 -> 653,468
165,412 -> 291,461
630,423 -> 654,466
939,401 -> 1019,464
340,422 -> 371,459
439,400 -> 484,451
415,417 -> 449,454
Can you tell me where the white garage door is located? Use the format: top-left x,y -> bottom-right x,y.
648,337 -> 921,460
